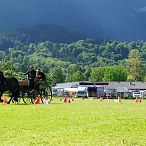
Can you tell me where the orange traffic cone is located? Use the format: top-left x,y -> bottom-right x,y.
63,96 -> 67,103
134,98 -> 138,103
99,97 -> 103,102
2,95 -> 7,103
34,95 -> 41,104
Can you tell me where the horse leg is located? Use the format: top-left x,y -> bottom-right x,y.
7,96 -> 13,104
12,90 -> 20,102
0,93 -> 4,103
7,93 -> 17,104
7,90 -> 19,104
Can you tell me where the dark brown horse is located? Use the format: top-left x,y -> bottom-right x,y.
0,77 -> 20,104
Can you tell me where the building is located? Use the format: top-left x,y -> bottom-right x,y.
53,81 -> 146,98
52,82 -> 79,96
107,82 -> 146,98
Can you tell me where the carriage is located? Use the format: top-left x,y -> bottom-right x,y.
15,78 -> 52,104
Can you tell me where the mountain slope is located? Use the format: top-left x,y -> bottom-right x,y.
0,24 -> 87,51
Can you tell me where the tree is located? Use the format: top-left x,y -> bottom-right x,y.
0,60 -> 16,76
103,66 -> 127,81
125,49 -> 144,81
90,66 -> 127,82
66,70 -> 85,82
65,64 -> 80,82
89,67 -> 105,82
51,67 -> 65,85
0,51 -> 5,61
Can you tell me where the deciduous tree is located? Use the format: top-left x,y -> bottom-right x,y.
125,49 -> 144,81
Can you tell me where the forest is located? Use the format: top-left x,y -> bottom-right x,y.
0,24 -> 146,85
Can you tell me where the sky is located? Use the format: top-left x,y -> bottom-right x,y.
0,0 -> 146,40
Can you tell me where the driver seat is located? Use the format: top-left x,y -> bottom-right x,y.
18,80 -> 29,86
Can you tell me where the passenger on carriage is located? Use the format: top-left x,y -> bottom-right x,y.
36,68 -> 46,81
24,65 -> 36,89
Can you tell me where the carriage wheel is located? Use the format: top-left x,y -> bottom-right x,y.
40,86 -> 52,104
27,90 -> 38,104
30,93 -> 37,104
21,92 -> 32,104
12,97 -> 21,104
17,97 -> 21,103
23,97 -> 32,104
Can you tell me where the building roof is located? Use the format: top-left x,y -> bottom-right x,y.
55,81 -> 146,91
107,82 -> 146,90
56,82 -> 79,88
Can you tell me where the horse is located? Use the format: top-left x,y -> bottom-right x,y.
0,76 -> 20,104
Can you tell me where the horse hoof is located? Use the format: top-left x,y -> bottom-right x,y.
0,99 -> 4,103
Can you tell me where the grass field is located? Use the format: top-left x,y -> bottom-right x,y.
0,98 -> 146,146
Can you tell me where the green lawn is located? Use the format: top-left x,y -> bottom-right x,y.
0,98 -> 146,146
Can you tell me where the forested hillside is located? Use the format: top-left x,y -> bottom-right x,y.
0,24 -> 86,51
0,25 -> 146,85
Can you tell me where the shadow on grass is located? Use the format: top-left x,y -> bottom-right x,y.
8,103 -> 33,106
7,102 -> 63,105
49,102 -> 63,104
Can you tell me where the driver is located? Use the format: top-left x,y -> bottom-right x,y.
24,65 -> 36,89
36,68 -> 46,81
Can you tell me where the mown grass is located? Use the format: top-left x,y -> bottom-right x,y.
0,98 -> 146,146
